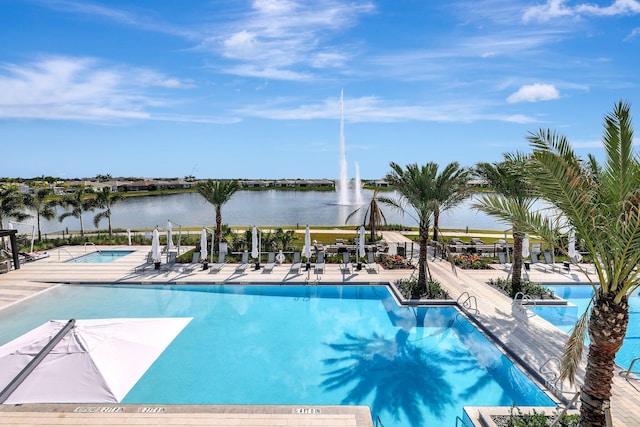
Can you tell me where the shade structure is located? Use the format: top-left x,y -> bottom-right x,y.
200,228 -> 208,262
151,228 -> 161,262
358,226 -> 366,259
303,226 -> 312,260
522,235 -> 530,259
0,317 -> 192,404
251,226 -> 259,259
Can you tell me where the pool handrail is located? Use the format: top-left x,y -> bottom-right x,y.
57,247 -> 77,261
84,242 -> 101,254
621,357 -> 640,380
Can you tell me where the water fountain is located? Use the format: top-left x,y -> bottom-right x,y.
354,161 -> 363,205
337,90 -> 350,205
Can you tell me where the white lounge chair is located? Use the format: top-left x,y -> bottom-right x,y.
262,252 -> 276,273
290,252 -> 301,274
235,251 -> 250,273
497,252 -> 512,271
529,253 -> 548,273
365,251 -> 379,273
134,252 -> 154,272
543,251 -> 564,273
209,253 -> 227,273
315,251 -> 325,274
340,252 -> 351,273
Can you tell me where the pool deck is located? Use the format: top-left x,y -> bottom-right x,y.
1,237 -> 640,426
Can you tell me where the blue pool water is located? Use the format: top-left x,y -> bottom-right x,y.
66,250 -> 134,263
0,285 -> 554,426
532,285 -> 640,370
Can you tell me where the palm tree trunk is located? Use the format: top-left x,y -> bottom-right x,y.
107,215 -> 113,236
79,215 -> 84,237
215,208 -> 222,252
511,231 -> 524,298
580,291 -> 629,427
416,224 -> 429,298
432,214 -> 439,242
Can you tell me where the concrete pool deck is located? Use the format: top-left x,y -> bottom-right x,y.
1,239 -> 640,426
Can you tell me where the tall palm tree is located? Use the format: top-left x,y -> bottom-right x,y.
91,186 -> 123,236
345,188 -> 388,242
524,101 -> 640,426
0,184 -> 31,229
23,187 -> 57,241
473,154 -> 538,297
58,185 -> 94,237
196,180 -> 240,252
428,161 -> 471,242
384,162 -> 468,298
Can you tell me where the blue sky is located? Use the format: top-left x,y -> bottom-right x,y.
1,0 -> 638,180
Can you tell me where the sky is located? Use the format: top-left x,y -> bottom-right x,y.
0,0 -> 639,180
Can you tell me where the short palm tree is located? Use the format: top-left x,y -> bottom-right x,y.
384,161 -> 469,298
91,187 -> 124,236
0,184 -> 31,229
23,186 -> 57,241
58,185 -> 94,237
525,101 -> 640,426
473,154 -> 538,297
428,162 -> 471,242
345,188 -> 388,242
196,180 -> 240,252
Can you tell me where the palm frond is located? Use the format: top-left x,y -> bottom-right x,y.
560,299 -> 592,385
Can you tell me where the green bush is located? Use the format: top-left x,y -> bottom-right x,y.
395,277 -> 450,299
507,405 -> 579,426
487,277 -> 555,299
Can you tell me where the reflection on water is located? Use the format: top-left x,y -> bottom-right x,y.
29,190 -> 509,234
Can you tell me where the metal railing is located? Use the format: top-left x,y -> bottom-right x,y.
620,357 -> 640,380
457,291 -> 479,314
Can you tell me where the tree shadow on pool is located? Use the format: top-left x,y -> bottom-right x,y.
321,328 -> 453,425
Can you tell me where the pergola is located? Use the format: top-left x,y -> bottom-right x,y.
0,229 -> 20,270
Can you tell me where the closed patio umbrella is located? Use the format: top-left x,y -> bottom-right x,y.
303,226 -> 311,260
522,235 -> 530,259
568,230 -> 581,261
151,228 -> 160,268
200,228 -> 208,263
251,226 -> 260,268
358,226 -> 366,259
166,220 -> 173,249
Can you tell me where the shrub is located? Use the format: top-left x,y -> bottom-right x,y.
452,254 -> 492,269
487,277 -> 555,299
395,277 -> 450,299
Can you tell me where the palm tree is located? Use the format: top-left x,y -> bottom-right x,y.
384,162 -> 469,298
428,162 -> 471,242
91,187 -> 123,236
473,154 -> 538,297
196,180 -> 240,252
58,185 -> 94,237
345,189 -> 388,242
0,184 -> 31,229
23,186 -> 57,241
524,101 -> 640,426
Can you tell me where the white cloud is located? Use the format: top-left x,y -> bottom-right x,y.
624,27 -> 640,40
506,83 -> 560,103
0,56 -> 194,121
523,0 -> 640,22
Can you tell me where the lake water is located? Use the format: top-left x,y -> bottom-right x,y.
19,190 -> 508,235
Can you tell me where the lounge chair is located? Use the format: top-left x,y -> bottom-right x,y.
315,251 -> 325,274
134,252 -> 154,272
20,251 -> 50,263
529,253 -> 548,273
543,251 -> 563,273
182,251 -> 201,273
262,252 -> 276,273
235,251 -> 250,273
365,251 -> 379,273
497,252 -> 512,271
340,252 -> 351,273
290,252 -> 301,274
209,253 -> 227,273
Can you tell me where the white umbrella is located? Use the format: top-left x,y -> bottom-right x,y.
568,230 -> 581,261
200,228 -> 208,262
522,234 -> 530,259
166,220 -> 173,249
303,226 -> 312,260
358,226 -> 366,259
151,228 -> 161,263
0,318 -> 192,404
251,226 -> 259,259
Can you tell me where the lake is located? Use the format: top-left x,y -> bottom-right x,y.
16,190 -> 508,235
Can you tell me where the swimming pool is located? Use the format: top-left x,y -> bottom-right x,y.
0,285 -> 554,426
66,250 -> 134,263
531,285 -> 640,370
